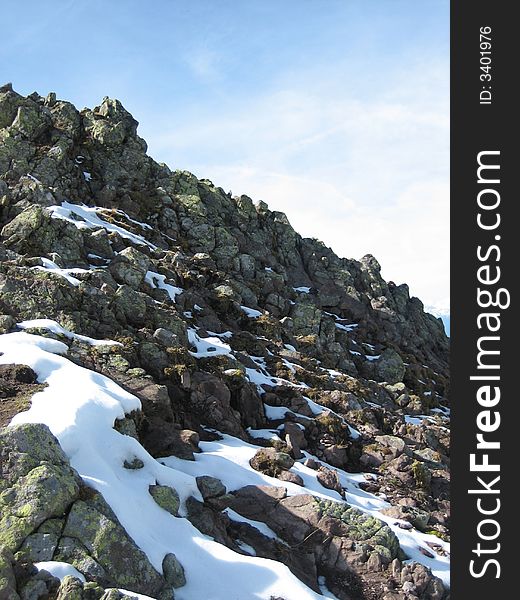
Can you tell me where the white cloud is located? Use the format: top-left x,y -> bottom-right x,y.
141,59 -> 449,312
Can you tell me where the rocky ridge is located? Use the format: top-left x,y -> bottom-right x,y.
0,84 -> 450,600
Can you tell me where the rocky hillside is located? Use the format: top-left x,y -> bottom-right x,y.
0,84 -> 450,600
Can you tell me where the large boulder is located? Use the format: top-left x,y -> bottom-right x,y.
62,496 -> 167,596
0,424 -> 80,553
108,247 -> 151,289
362,348 -> 406,384
1,205 -> 85,263
189,372 -> 243,436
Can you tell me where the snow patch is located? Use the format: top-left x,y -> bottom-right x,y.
145,271 -> 183,302
49,201 -> 156,249
0,331 -> 330,600
17,319 -> 122,347
187,328 -> 232,358
240,305 -> 263,318
33,257 -> 91,286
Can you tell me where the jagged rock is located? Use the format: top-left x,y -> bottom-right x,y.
196,476 -> 226,501
85,229 -> 114,259
230,384 -> 264,430
0,88 -> 450,599
189,372 -> 243,436
62,497 -> 166,595
303,458 -> 320,470
112,285 -> 148,326
55,575 -> 84,600
162,552 -> 186,588
19,531 -> 58,561
316,466 -> 344,496
362,348 -> 406,384
122,458 -> 144,470
0,424 -> 80,553
0,365 -> 44,427
276,470 -> 304,486
185,497 -> 232,547
289,301 -> 322,336
228,484 -> 402,594
400,562 -> 445,599
114,418 -> 138,440
283,421 -> 306,459
19,577 -> 49,600
249,448 -> 295,477
0,315 -> 15,334
381,505 -> 431,531
83,581 -> 105,599
0,549 -> 19,600
55,536 -> 107,582
375,435 -> 407,458
153,327 -> 179,347
108,247 -> 150,289
1,205 -> 85,262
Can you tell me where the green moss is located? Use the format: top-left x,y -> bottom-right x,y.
149,484 -> 180,516
0,461 -> 79,552
316,412 -> 348,440
411,460 -> 432,490
425,529 -> 450,542
315,499 -> 400,558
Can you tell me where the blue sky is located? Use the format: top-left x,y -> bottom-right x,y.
2,0 -> 449,317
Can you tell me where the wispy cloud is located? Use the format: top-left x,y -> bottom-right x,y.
2,0 -> 448,314
182,46 -> 223,84
141,58 -> 449,309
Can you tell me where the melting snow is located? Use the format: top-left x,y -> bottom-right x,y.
0,329 -> 449,593
49,201 -> 157,249
26,173 -> 42,184
17,319 -> 122,347
247,427 -> 282,441
163,431 -> 449,585
224,508 -> 282,542
335,322 -> 358,332
187,328 -> 232,358
145,271 -> 183,302
303,397 -> 361,440
33,257 -> 91,286
0,331 -> 331,600
240,305 -> 262,318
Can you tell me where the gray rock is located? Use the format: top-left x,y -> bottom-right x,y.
153,327 -> 179,347
0,424 -> 80,553
109,248 -> 150,289
368,349 -> 406,384
149,485 -> 180,516
162,552 -> 186,588
62,498 -> 166,595
196,476 -> 227,501
19,578 -> 49,600
55,575 -> 83,600
0,550 -> 20,600
19,532 -> 59,562
249,448 -> 295,476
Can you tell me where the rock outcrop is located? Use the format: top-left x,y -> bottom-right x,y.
0,424 -> 170,599
0,85 -> 450,600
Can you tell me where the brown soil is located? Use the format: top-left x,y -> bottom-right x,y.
0,363 -> 47,426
